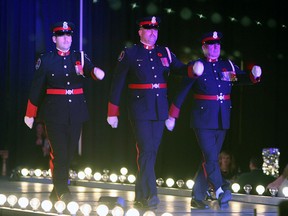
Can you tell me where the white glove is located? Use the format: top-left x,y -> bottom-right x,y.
24,116 -> 34,129
251,65 -> 262,78
107,116 -> 118,128
94,67 -> 105,80
193,61 -> 204,76
165,116 -> 175,131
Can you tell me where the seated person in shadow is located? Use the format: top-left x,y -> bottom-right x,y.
219,150 -> 238,183
236,155 -> 276,195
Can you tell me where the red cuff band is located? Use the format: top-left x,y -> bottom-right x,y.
169,103 -> 180,118
108,102 -> 120,116
25,100 -> 38,117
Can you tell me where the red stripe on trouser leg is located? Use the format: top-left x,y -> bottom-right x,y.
136,143 -> 140,171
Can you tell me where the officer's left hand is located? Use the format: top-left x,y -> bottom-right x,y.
251,65 -> 262,78
94,67 -> 105,80
165,116 -> 175,131
24,116 -> 34,129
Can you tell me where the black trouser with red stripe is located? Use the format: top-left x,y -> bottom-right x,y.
131,119 -> 165,201
45,121 -> 81,198
192,128 -> 227,200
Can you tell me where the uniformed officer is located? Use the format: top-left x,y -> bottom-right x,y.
165,31 -> 262,209
106,16 -> 199,209
24,21 -> 105,202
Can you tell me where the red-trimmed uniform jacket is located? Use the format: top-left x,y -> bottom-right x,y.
26,50 -> 98,124
108,44 -> 186,121
169,58 -> 260,129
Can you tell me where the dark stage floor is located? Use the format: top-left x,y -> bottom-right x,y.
0,176 -> 285,216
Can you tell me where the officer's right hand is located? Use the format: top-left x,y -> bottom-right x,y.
107,116 -> 118,128
24,116 -> 34,129
165,116 -> 175,131
193,61 -> 204,76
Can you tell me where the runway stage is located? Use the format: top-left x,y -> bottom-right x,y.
0,176 -> 285,216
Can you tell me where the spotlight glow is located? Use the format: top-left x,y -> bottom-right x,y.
256,185 -> 265,195
80,203 -> 92,216
7,195 -> 18,207
54,200 -> 66,214
0,194 -> 7,205
231,183 -> 240,193
41,200 -> 53,212
96,204 -> 109,216
18,197 -> 29,209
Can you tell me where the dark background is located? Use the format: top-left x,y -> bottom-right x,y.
1,0 -> 287,180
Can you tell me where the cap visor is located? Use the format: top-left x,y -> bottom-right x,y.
204,40 -> 221,45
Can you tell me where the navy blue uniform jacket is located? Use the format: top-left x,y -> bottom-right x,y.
27,50 -> 96,124
108,44 -> 186,120
170,58 -> 260,129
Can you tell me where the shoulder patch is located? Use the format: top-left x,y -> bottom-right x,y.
118,51 -> 125,62
35,58 -> 41,70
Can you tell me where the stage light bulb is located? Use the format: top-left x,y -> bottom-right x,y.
161,213 -> 173,216
110,173 -> 118,182
78,171 -> 86,180
176,179 -> 185,188
282,186 -> 288,197
118,175 -> 126,183
7,195 -> 18,207
41,200 -> 53,212
256,185 -> 265,195
127,174 -> 136,183
18,197 -> 29,208
29,169 -> 35,176
126,208 -> 140,216
269,187 -> 278,197
143,210 -> 156,216
67,201 -> 79,215
34,169 -> 42,177
186,179 -> 194,189
84,167 -> 92,176
21,168 -> 29,177
48,169 -> 52,177
80,203 -> 92,216
54,200 -> 66,214
94,172 -> 102,181
156,178 -> 164,186
243,184 -> 252,194
30,197 -> 40,210
231,183 -> 240,193
120,167 -> 128,175
111,206 -> 124,216
0,194 -> 7,205
96,204 -> 109,216
166,178 -> 175,187
42,170 -> 48,177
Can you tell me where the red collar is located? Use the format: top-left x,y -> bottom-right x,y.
143,44 -> 155,50
57,50 -> 70,56
207,58 -> 218,62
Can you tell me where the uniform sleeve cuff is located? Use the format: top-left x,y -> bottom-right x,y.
108,102 -> 120,116
169,103 -> 180,118
25,99 -> 38,117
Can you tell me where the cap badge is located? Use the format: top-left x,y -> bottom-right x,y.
213,31 -> 218,39
63,22 -> 69,30
151,16 -> 156,24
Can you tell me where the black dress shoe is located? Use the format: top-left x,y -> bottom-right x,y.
147,195 -> 160,207
191,199 -> 209,209
218,190 -> 232,208
49,191 -> 58,203
59,192 -> 73,203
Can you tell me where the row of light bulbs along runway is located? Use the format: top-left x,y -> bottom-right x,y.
0,194 -> 171,216
19,166 -> 288,197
